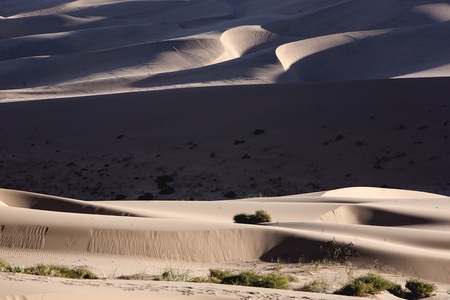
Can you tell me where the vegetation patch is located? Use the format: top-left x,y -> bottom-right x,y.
208,269 -> 293,290
319,238 -> 361,264
405,278 -> 436,299
334,273 -> 403,297
0,259 -> 98,279
233,210 -> 271,224
334,273 -> 436,299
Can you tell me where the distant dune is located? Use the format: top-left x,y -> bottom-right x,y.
1,0 -> 449,299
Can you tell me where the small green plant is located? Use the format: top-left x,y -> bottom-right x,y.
334,273 -> 403,297
207,269 -> 293,290
0,260 -> 98,279
24,264 -> 98,279
0,259 -> 9,271
160,268 -> 190,282
233,210 -> 271,224
297,279 -> 329,293
219,271 -> 291,289
405,278 -> 436,299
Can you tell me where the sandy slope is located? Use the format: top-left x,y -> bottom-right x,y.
0,187 -> 449,299
2,0 -> 450,99
1,0 -> 450,299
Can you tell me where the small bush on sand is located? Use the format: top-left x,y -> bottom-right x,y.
319,238 -> 360,264
405,278 -> 436,299
24,264 -> 98,279
159,268 -> 190,282
0,260 -> 97,279
218,270 -> 291,290
334,273 -> 403,297
233,210 -> 271,224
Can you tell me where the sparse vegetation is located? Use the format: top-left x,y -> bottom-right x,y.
160,268 -> 190,282
233,210 -> 271,224
209,269 -> 292,290
405,278 -> 436,299
334,273 -> 403,297
0,259 -> 98,279
319,238 -> 360,264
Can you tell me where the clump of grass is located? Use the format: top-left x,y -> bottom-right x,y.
334,273 -> 403,297
319,238 -> 360,264
0,259 -> 97,279
159,268 -> 190,282
405,278 -> 436,299
233,210 -> 271,224
24,264 -> 98,279
297,279 -> 329,293
209,269 -> 292,290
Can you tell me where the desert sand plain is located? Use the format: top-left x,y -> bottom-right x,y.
1,0 -> 450,299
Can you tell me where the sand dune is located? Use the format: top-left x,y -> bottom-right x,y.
1,0 -> 450,299
2,0 -> 450,99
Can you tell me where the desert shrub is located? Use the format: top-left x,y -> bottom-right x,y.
298,279 -> 329,293
209,268 -> 234,281
405,279 -> 436,299
319,238 -> 360,264
233,210 -> 271,224
24,264 -> 98,279
335,273 -> 403,297
0,260 -> 97,279
0,259 -> 9,271
219,270 -> 291,290
253,210 -> 272,222
160,268 -> 189,282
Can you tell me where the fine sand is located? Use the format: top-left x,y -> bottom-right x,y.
1,0 -> 450,299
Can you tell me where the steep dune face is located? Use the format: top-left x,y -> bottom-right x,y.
276,22 -> 450,82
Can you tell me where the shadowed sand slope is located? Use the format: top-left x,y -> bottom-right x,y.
1,79 -> 450,200
0,187 -> 449,283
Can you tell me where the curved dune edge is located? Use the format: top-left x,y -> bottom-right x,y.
0,187 -> 449,284
321,186 -> 447,199
3,0 -> 450,100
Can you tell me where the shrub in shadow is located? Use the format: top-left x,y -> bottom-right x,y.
233,210 -> 271,224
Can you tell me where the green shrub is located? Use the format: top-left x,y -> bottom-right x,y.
0,261 -> 97,279
405,279 -> 436,299
254,210 -> 272,222
209,268 -> 234,281
298,279 -> 329,293
160,268 -> 189,282
0,259 -> 9,271
24,264 -> 98,279
233,210 -> 271,224
214,270 -> 291,290
335,273 -> 403,297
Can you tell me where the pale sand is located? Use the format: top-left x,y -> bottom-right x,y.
1,0 -> 450,299
0,187 -> 449,299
